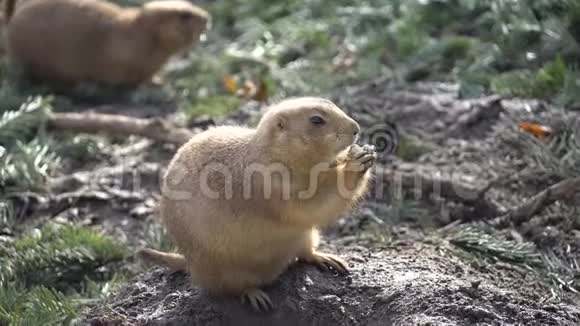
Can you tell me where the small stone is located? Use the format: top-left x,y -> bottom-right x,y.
471,280 -> 481,289
317,295 -> 341,303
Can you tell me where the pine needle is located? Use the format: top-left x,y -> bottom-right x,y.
0,139 -> 61,192
440,224 -> 542,265
0,96 -> 59,192
4,224 -> 126,291
0,224 -> 127,325
0,96 -> 50,147
440,223 -> 579,299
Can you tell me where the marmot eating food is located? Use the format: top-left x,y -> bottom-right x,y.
140,97 -> 376,312
4,0 -> 209,86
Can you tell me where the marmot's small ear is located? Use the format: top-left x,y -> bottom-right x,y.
277,115 -> 287,130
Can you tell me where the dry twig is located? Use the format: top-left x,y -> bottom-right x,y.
376,163 -> 503,218
489,177 -> 580,227
47,112 -> 195,146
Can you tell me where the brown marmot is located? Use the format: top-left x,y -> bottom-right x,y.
4,0 -> 209,86
140,97 -> 376,312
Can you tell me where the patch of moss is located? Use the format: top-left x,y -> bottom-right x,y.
396,135 -> 432,162
391,13 -> 430,59
491,57 -> 571,98
441,36 -> 473,67
181,95 -> 241,120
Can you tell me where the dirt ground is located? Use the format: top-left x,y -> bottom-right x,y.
11,77 -> 579,325
85,244 -> 579,326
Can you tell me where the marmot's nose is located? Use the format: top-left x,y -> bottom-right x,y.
351,122 -> 361,142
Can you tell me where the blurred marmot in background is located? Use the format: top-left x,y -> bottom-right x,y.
3,0 -> 209,86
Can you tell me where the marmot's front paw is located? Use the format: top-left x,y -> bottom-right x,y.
346,144 -> 377,172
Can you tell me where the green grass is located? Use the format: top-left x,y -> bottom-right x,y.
143,219 -> 176,254
0,223 -> 127,325
165,0 -> 580,113
8,0 -> 580,119
438,223 -> 579,299
396,135 -> 432,162
0,285 -> 77,326
0,95 -> 61,192
3,224 -> 127,291
490,57 -> 573,99
180,95 -> 242,120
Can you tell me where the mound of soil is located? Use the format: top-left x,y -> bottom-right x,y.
84,244 -> 580,325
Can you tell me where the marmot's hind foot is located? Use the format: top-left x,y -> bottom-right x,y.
241,288 -> 273,313
299,251 -> 349,275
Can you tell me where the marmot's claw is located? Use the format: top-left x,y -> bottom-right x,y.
348,144 -> 363,158
350,144 -> 375,156
361,152 -> 377,171
300,252 -> 349,275
242,288 -> 273,313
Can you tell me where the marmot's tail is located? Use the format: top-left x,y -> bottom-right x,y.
138,248 -> 187,272
4,0 -> 16,22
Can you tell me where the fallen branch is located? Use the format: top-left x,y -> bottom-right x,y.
489,177 -> 580,228
47,112 -> 196,145
376,163 -> 503,219
377,163 -> 580,227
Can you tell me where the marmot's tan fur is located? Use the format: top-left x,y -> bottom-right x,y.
4,0 -> 209,86
140,97 -> 376,312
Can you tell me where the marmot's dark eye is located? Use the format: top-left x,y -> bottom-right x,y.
309,115 -> 326,126
179,12 -> 194,21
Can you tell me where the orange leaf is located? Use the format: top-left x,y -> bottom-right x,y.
518,122 -> 553,138
223,75 -> 239,94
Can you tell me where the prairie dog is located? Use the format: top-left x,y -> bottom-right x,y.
5,0 -> 209,85
140,97 -> 376,312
